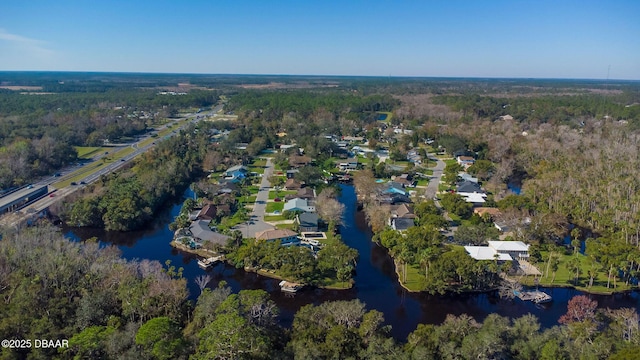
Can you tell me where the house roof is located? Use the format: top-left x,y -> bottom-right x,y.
189,220 -> 231,245
296,187 -> 315,199
379,193 -> 412,205
390,204 -> 415,218
392,218 -> 415,231
225,164 -> 248,174
396,177 -> 414,186
289,155 -> 312,166
284,178 -> 302,189
457,156 -> 475,162
459,172 -> 479,183
457,180 -> 484,194
462,193 -> 487,203
255,229 -> 298,241
283,198 -> 315,212
488,241 -> 530,252
464,246 -> 513,261
297,213 -> 319,227
197,204 -> 217,220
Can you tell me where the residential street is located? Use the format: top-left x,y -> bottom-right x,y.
233,157 -> 276,238
425,154 -> 457,240
424,155 -> 445,200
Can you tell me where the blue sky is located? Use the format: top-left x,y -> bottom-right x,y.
1,0 -> 638,79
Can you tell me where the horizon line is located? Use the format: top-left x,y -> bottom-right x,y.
1,70 -> 638,82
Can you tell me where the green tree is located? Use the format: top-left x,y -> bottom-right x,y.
135,317 -> 188,360
467,159 -> 495,180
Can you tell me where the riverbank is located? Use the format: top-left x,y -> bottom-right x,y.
169,240 -> 219,258
170,240 -> 354,290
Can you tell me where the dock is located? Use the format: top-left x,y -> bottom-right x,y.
279,280 -> 303,293
514,290 -> 552,304
197,255 -> 223,269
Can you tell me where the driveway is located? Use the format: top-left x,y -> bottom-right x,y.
233,157 -> 276,238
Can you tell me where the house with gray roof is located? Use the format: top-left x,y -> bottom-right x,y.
390,217 -> 415,232
296,213 -> 319,232
189,220 -> 231,246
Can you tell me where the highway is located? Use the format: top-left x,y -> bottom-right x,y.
0,104 -> 224,228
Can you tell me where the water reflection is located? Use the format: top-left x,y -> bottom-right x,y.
64,185 -> 640,341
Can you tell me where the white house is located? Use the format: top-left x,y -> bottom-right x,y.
456,156 -> 475,167
465,241 -> 530,261
283,198 -> 315,213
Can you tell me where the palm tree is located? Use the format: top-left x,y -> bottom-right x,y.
571,227 -> 581,255
565,257 -> 582,285
419,247 -> 439,280
587,263 -> 598,288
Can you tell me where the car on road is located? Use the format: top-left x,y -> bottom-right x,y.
80,181 -> 86,185
274,198 -> 281,202
121,159 -> 125,161
49,194 -> 55,197
70,182 -> 77,185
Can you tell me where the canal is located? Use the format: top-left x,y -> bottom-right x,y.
65,185 -> 640,341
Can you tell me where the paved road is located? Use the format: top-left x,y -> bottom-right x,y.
0,104 -> 225,228
424,155 -> 446,200
423,154 -> 459,240
233,158 -> 276,238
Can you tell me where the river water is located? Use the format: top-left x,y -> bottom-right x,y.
64,185 -> 640,341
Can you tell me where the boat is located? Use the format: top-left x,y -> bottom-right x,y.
197,256 -> 222,269
513,290 -> 552,304
279,280 -> 303,293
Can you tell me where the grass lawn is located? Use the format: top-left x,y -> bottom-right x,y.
423,159 -> 438,168
357,155 -> 370,165
264,215 -> 286,221
247,186 -> 260,194
54,162 -> 105,188
399,263 -> 425,292
248,159 -> 267,174
523,251 -> 633,294
444,159 -> 458,167
74,146 -> 108,159
320,277 -> 353,289
265,202 -> 284,213
269,190 -> 296,199
238,196 -> 257,204
138,137 -> 157,147
276,223 -> 295,230
416,179 -> 429,186
54,147 -> 138,188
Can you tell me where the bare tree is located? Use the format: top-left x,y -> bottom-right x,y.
195,274 -> 211,295
316,188 -> 345,227
353,169 -> 380,206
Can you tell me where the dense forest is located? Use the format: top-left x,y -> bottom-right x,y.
0,75 -> 218,188
1,227 -> 640,359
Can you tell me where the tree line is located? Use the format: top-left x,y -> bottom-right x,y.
59,124 -> 209,231
1,225 -> 640,359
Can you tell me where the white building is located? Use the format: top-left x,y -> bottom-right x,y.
464,241 -> 530,261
